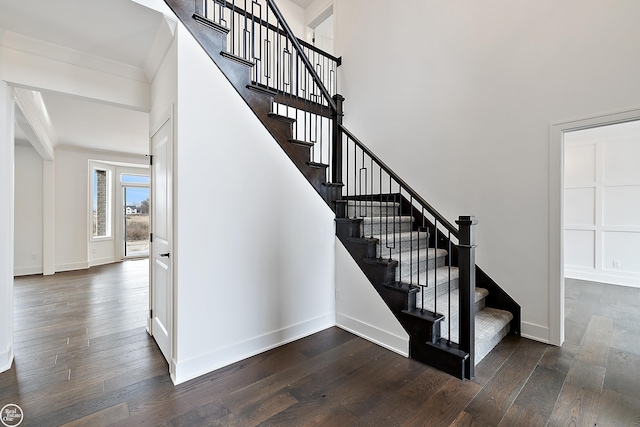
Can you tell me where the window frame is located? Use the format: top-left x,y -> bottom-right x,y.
89,162 -> 114,242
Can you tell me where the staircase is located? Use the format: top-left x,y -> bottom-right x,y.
342,200 -> 513,362
164,0 -> 520,380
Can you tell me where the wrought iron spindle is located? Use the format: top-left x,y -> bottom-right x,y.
447,232 -> 452,344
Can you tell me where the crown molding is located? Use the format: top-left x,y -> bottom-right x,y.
1,30 -> 148,83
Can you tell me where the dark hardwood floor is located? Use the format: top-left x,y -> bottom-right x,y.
1,264 -> 639,426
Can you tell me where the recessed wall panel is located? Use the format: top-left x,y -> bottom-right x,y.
565,230 -> 595,268
602,186 -> 640,227
565,143 -> 595,183
564,187 -> 595,226
603,139 -> 640,183
602,231 -> 640,273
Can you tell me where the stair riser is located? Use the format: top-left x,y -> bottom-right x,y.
360,219 -> 413,236
376,239 -> 430,257
417,292 -> 485,315
347,205 -> 399,217
395,255 -> 447,276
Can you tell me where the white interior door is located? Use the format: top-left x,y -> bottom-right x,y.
150,117 -> 172,364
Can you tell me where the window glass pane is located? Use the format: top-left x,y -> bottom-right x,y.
124,186 -> 150,257
93,169 -> 110,237
121,174 -> 149,184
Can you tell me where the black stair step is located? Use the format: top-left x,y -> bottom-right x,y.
193,13 -> 229,34
362,256 -> 398,268
383,281 -> 420,294
289,139 -> 314,148
307,162 -> 328,169
247,83 -> 277,96
322,182 -> 344,188
220,51 -> 254,67
268,112 -> 296,123
402,307 -> 445,323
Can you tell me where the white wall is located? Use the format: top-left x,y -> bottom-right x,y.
0,81 -> 15,373
565,120 -> 640,288
14,143 -> 44,276
54,147 -> 147,272
275,0 -> 306,36
334,0 -> 640,344
170,23 -> 336,384
335,242 -> 409,355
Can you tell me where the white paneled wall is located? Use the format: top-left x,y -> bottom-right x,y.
564,120 -> 640,287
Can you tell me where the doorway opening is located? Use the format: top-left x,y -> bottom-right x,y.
563,120 -> 640,288
550,108 -> 640,347
122,173 -> 150,259
307,5 -> 334,55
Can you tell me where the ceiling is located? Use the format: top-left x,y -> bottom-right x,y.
0,0 -> 164,69
289,0 -> 315,8
0,0 -> 166,155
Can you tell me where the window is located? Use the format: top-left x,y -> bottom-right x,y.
92,167 -> 112,238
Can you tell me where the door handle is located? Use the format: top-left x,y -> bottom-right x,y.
159,252 -> 170,258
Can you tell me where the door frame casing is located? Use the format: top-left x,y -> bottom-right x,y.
148,105 -> 176,380
549,106 -> 640,347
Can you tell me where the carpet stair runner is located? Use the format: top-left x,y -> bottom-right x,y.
349,200 -> 513,363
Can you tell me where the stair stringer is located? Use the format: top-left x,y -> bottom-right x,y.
164,0 -> 340,209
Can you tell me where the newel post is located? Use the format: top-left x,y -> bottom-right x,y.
331,94 -> 345,185
456,215 -> 477,379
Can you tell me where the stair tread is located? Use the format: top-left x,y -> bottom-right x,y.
475,307 -> 513,341
268,112 -> 296,123
346,200 -> 400,207
289,139 -> 314,148
374,230 -> 431,241
398,265 -> 459,288
393,248 -> 448,262
220,51 -> 254,67
307,162 -> 328,169
361,215 -> 414,224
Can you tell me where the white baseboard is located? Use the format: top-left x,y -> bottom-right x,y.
336,313 -> 409,357
13,266 -> 43,276
0,343 -> 14,373
521,322 -> 550,344
565,269 -> 640,288
55,261 -> 90,272
172,313 -> 335,385
89,257 -> 116,267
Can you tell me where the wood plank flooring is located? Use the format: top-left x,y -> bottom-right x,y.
1,265 -> 639,426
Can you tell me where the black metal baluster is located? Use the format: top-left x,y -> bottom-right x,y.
434,219 -> 438,315
386,174 -> 392,261
369,157 -> 374,238
447,231 -> 452,344
396,188 -> 401,282
409,195 -> 413,285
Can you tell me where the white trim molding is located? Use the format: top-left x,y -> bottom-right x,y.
336,313 -> 409,357
171,313 -> 335,385
0,343 -> 13,374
